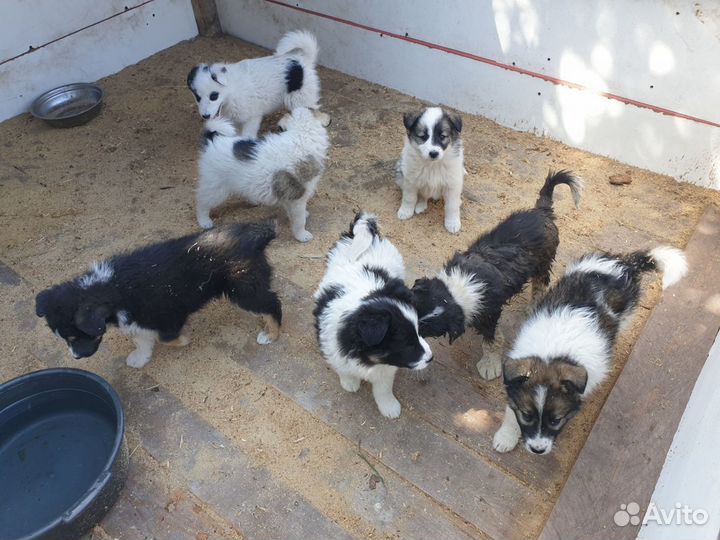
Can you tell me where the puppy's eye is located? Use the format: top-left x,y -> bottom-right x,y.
547,416 -> 564,429
440,133 -> 449,140
518,411 -> 535,425
209,92 -> 219,101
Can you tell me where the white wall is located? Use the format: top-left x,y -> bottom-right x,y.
0,0 -> 198,122
218,0 -> 720,188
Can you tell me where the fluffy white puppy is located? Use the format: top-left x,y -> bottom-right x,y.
396,107 -> 465,233
314,214 -> 433,418
196,107 -> 329,242
187,30 -> 323,138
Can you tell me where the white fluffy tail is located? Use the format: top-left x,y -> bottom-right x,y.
204,117 -> 236,138
650,246 -> 688,289
275,30 -> 318,64
348,213 -> 379,261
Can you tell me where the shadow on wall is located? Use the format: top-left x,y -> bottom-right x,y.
492,0 -> 720,187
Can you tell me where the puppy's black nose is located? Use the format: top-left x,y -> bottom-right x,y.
202,113 -> 211,119
529,446 -> 545,454
429,150 -> 439,159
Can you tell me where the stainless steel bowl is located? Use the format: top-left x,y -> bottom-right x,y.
30,83 -> 103,128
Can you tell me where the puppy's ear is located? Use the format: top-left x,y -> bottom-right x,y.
74,303 -> 109,337
210,65 -> 227,86
35,289 -> 51,317
187,65 -> 200,89
357,311 -> 391,347
557,360 -> 588,394
403,111 -> 422,132
445,307 -> 466,344
446,112 -> 462,134
503,357 -> 535,387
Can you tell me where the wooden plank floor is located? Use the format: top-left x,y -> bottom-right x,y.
1,36 -> 718,539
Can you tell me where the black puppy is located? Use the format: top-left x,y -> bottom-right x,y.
36,222 -> 282,368
412,171 -> 582,379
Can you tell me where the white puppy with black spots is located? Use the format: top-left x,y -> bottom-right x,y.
196,107 -> 329,242
187,30 -> 325,138
396,107 -> 465,233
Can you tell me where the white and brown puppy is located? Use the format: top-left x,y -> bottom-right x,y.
196,107 -> 329,242
493,247 -> 688,455
35,223 -> 282,368
314,213 -> 433,418
187,30 -> 323,138
412,171 -> 583,379
396,107 -> 464,233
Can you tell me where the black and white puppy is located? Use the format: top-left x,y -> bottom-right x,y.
396,107 -> 464,233
187,30 -> 323,138
196,107 -> 329,242
412,171 -> 583,379
314,213 -> 433,418
35,223 -> 282,368
493,246 -> 688,455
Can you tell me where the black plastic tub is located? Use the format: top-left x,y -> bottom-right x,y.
0,369 -> 128,540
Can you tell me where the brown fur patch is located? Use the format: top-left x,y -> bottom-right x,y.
294,155 -> 323,182
272,170 -> 305,200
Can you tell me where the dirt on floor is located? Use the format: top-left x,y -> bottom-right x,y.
1,36 -> 718,539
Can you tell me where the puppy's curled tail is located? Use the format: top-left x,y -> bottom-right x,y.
345,212 -> 380,261
623,246 -> 688,289
536,170 -> 584,210
275,30 -> 318,65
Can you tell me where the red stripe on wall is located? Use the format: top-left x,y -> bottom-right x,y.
265,0 -> 720,129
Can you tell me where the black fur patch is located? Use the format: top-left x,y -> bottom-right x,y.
187,65 -> 199,89
364,265 -> 390,283
233,139 -> 259,160
201,129 -> 217,147
313,284 -> 345,337
272,170 -> 305,200
337,297 -> 426,368
412,277 -> 466,343
35,223 -> 281,360
285,60 -> 304,93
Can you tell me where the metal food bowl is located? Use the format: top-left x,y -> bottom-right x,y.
30,83 -> 103,128
0,368 -> 127,540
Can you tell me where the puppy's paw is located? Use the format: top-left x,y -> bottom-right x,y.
444,217 -> 461,234
126,350 -> 152,369
397,206 -> 415,221
477,351 -> 502,380
164,335 -> 190,347
414,199 -> 428,214
493,426 -> 520,453
293,230 -> 313,243
316,111 -> 331,127
256,330 -> 276,345
377,396 -> 402,419
197,216 -> 214,229
339,375 -> 361,393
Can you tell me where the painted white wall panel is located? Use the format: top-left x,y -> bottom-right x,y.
0,0 -> 197,121
218,0 -> 720,188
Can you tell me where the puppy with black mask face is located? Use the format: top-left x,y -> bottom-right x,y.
494,246 -> 688,455
396,107 -> 464,233
314,213 -> 433,418
412,171 -> 583,379
35,222 -> 282,368
187,30 -> 327,138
